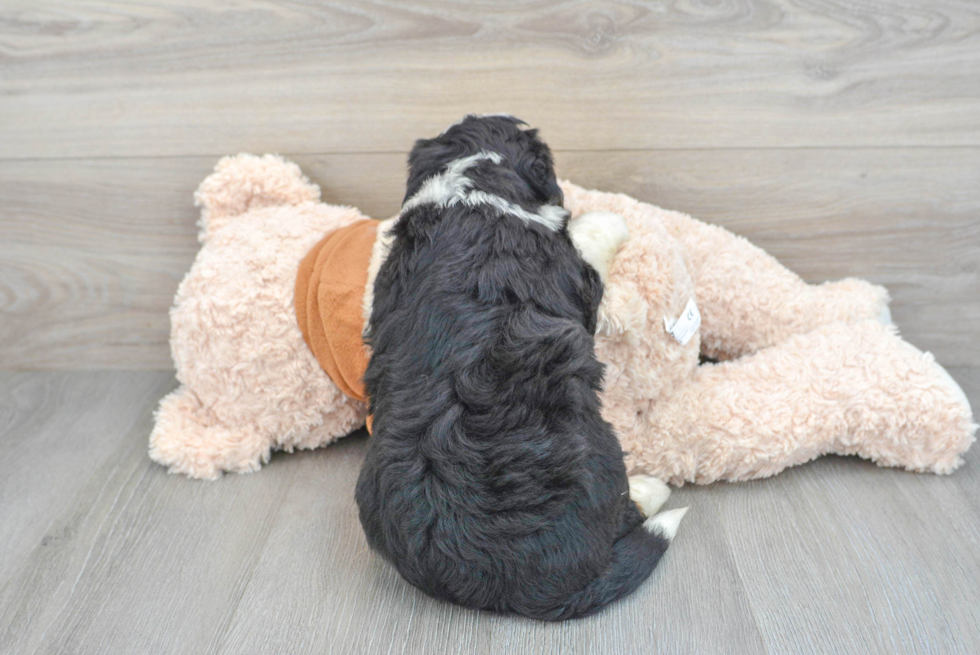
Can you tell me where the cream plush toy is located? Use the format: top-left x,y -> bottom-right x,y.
150,154 -> 976,483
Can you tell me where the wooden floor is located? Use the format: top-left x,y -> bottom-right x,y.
2,1 -> 979,653
0,369 -> 978,654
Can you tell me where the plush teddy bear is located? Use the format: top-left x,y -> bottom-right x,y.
149,154 -> 976,483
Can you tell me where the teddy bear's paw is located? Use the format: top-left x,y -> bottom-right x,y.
149,386 -> 272,480
820,278 -> 893,327
923,351 -> 974,421
885,335 -> 973,423
854,331 -> 977,474
149,425 -> 225,481
628,474 -> 671,518
568,211 -> 630,285
644,507 -> 689,541
877,303 -> 893,326
150,422 -> 270,480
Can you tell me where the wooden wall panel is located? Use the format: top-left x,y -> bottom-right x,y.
1,0 -> 979,158
2,149 -> 976,368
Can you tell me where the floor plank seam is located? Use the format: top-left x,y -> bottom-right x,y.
204,476 -> 297,655
706,491 -> 770,655
3,143 -> 980,164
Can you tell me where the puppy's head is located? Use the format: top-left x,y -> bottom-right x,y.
404,115 -> 564,210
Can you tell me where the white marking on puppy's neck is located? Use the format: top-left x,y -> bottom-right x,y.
402,151 -> 500,212
401,151 -> 567,231
462,191 -> 567,231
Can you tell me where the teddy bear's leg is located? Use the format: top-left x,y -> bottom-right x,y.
194,153 -> 322,241
150,383 -> 368,480
659,209 -> 893,360
623,320 -> 976,486
149,385 -> 272,480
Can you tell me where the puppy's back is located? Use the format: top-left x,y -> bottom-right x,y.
356,203 -> 681,619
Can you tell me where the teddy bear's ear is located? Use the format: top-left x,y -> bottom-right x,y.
194,153 -> 320,242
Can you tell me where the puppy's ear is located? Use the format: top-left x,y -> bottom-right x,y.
579,262 -> 604,335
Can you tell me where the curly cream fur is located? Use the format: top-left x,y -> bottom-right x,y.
150,154 -> 367,479
149,155 -> 976,482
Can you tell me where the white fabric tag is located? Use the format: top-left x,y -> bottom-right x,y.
664,298 -> 701,346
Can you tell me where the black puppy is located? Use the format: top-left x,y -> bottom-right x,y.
355,115 -> 685,621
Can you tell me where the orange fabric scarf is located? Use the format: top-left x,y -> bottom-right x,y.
295,219 -> 378,429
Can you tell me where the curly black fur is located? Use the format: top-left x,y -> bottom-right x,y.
355,115 -> 669,621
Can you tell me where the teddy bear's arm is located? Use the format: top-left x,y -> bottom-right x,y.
660,210 -> 891,360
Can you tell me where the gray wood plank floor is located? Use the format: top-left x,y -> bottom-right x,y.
1,369 -> 977,654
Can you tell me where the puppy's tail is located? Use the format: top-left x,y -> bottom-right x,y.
535,507 -> 688,621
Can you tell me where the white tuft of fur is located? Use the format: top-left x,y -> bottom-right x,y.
401,151 -> 501,212
400,151 -> 568,231
568,211 -> 630,284
628,474 -> 671,518
463,190 -> 568,231
644,507 -> 689,541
